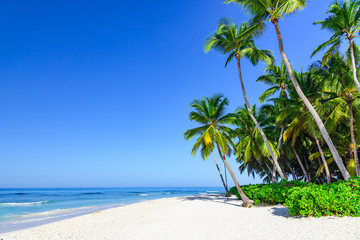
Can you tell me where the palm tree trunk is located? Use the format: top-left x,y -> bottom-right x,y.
280,160 -> 287,177
264,158 -> 277,183
314,135 -> 331,183
349,39 -> 360,94
216,144 -> 253,207
266,156 -> 278,183
267,126 -> 286,183
212,153 -> 231,195
348,102 -> 359,175
236,56 -> 286,180
272,19 -> 351,181
272,164 -> 277,183
264,161 -> 273,175
318,158 -> 327,184
275,125 -> 285,182
277,125 -> 284,152
284,158 -> 297,180
304,155 -> 309,171
292,145 -> 310,182
303,156 -> 311,182
258,162 -> 272,182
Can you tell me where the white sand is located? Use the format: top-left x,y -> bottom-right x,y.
1,194 -> 359,240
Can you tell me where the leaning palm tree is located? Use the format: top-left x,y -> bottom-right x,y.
279,70 -> 332,182
183,95 -> 253,207
260,103 -> 288,182
320,88 -> 360,176
225,0 -> 351,180
313,53 -> 360,175
204,19 -> 287,179
312,0 -> 360,95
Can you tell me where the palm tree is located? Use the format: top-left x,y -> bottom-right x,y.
313,135 -> 332,183
312,0 -> 360,95
183,95 -> 253,206
279,70 -> 332,182
257,61 -> 290,103
233,105 -> 280,183
260,103 -> 288,182
313,54 -> 360,175
257,62 -> 293,181
225,0 -> 351,180
204,19 -> 287,179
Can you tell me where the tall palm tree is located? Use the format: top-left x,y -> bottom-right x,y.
279,70 -> 332,182
312,0 -> 360,95
320,89 -> 360,175
257,62 -> 293,181
204,19 -> 287,179
267,67 -> 334,182
260,103 -> 288,182
183,95 -> 253,206
225,0 -> 351,180
313,54 -> 360,175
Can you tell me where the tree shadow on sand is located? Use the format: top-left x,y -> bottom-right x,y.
182,194 -> 302,219
270,207 -> 292,218
180,194 -> 244,207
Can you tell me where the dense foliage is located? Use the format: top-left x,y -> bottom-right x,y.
230,177 -> 360,217
229,180 -> 306,205
185,0 -> 360,212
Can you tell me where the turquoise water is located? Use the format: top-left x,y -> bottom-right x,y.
0,187 -> 223,233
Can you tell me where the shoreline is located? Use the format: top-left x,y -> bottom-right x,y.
0,188 -> 224,234
2,194 -> 360,240
0,191 -> 223,235
0,202 -> 126,234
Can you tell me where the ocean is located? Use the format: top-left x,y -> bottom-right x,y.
0,187 -> 224,233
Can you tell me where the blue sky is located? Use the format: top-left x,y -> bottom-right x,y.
0,1 -> 338,187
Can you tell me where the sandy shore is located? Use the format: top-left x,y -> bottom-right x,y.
1,194 -> 359,240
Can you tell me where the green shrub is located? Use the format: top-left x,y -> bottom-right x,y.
285,177 -> 360,217
230,179 -> 307,205
230,177 -> 360,217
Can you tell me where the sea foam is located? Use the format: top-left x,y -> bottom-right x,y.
0,201 -> 49,207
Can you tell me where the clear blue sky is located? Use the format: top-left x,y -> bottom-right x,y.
0,1 -> 338,187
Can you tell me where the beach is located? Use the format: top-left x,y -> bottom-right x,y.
1,194 -> 359,240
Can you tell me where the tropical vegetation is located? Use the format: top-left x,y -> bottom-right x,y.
184,0 -> 360,215
230,177 -> 360,217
